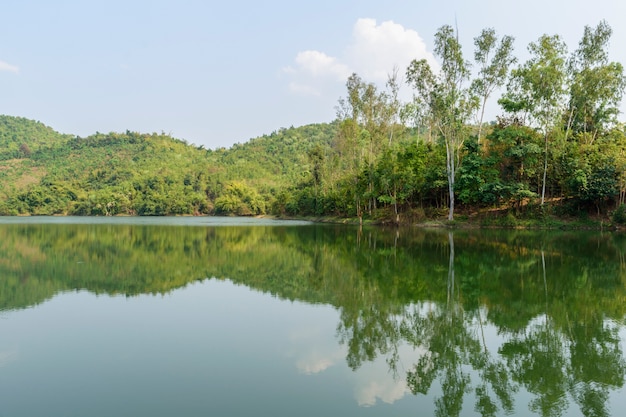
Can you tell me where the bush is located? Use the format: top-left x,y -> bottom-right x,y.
499,212 -> 518,228
611,204 -> 626,225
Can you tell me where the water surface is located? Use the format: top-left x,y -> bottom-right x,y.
1,218 -> 625,416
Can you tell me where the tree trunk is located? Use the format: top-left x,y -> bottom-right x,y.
393,184 -> 399,225
541,133 -> 548,206
446,138 -> 455,221
476,96 -> 488,144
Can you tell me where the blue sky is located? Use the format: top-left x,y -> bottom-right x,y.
1,0 -> 625,149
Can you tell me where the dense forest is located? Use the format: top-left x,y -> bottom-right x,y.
1,21 -> 626,224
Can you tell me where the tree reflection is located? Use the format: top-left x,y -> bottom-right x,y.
335,230 -> 626,416
500,316 -> 567,417
398,232 -> 517,417
497,249 -> 568,417
567,316 -> 625,417
1,222 -> 625,415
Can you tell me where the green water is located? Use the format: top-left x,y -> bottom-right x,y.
1,217 -> 625,416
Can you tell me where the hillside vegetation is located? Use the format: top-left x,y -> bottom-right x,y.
0,115 -> 337,216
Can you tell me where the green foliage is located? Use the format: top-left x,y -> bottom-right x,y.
457,136 -> 503,205
611,204 -> 626,224
0,116 -> 339,217
214,181 -> 265,216
472,28 -> 517,141
406,24 -> 477,220
499,212 -> 518,227
0,115 -> 72,160
567,21 -> 626,137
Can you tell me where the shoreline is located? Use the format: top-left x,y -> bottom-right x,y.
0,212 -> 622,231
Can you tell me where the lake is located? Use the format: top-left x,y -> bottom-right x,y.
1,217 -> 625,417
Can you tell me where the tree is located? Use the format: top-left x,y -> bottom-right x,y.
471,28 -> 516,142
335,72 -> 402,219
374,142 -> 427,223
335,76 -> 368,220
456,136 -> 501,206
214,181 -> 265,216
486,118 -> 542,209
407,25 -> 477,220
502,34 -> 568,205
385,66 -> 402,145
566,20 -> 626,143
19,143 -> 32,158
307,144 -> 325,215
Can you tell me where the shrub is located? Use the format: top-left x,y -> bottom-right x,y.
499,212 -> 518,228
611,204 -> 626,225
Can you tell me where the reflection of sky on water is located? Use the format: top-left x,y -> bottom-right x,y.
285,300 -> 412,406
289,332 -> 421,408
352,343 -> 426,407
4,278 -> 432,415
286,304 -> 429,407
0,347 -> 18,368
288,326 -> 345,375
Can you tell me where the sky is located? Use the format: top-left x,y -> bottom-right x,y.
1,0 -> 625,149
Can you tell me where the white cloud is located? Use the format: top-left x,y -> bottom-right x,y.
355,379 -> 410,407
282,50 -> 350,97
295,350 -> 343,374
353,342 -> 428,407
294,50 -> 351,80
288,326 -> 346,374
0,60 -> 19,74
283,18 -> 436,97
347,18 -> 437,81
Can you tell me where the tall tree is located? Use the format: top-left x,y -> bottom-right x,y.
471,29 -> 516,142
385,66 -> 402,145
407,25 -> 477,220
335,74 -> 366,220
502,34 -> 568,205
566,20 -> 626,143
336,72 -> 402,218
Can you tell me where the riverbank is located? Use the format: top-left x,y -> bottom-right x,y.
273,206 -> 625,231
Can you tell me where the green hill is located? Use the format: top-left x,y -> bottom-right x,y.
0,115 -> 72,160
0,115 -> 337,216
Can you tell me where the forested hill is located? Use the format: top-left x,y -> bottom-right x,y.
0,116 -> 73,160
0,114 -> 338,216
